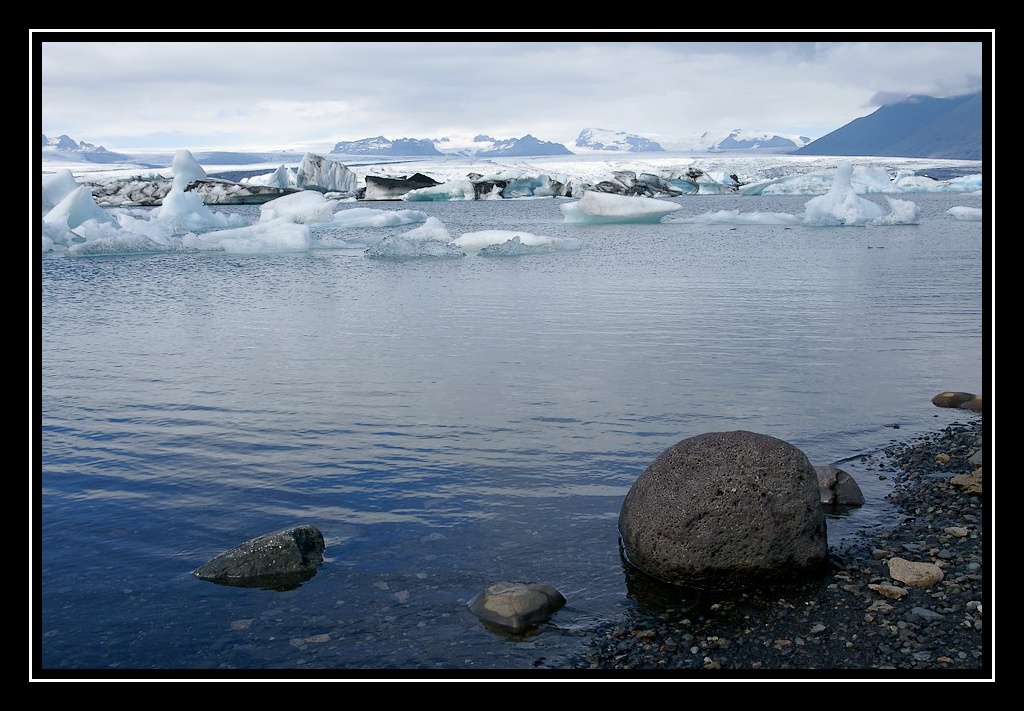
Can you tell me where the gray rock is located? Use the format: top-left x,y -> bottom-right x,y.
194,523 -> 325,590
467,581 -> 566,633
815,465 -> 866,506
618,430 -> 829,590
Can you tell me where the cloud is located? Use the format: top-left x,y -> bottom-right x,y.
36,34 -> 989,153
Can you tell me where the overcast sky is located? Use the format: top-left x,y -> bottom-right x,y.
34,33 -> 990,154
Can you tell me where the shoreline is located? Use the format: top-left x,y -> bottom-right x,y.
556,416 -> 988,678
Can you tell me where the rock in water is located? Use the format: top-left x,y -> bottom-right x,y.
618,431 -> 829,590
816,464 -> 866,506
194,523 -> 325,590
468,581 -> 566,633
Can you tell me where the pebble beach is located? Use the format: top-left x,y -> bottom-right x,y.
557,415 -> 989,679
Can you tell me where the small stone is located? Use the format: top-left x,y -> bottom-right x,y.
467,581 -> 566,633
888,557 -> 944,587
868,583 -> 909,600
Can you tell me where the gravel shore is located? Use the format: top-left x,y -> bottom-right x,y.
560,416 -> 989,679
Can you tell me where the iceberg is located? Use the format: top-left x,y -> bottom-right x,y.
329,207 -> 429,228
295,153 -> 359,196
182,219 -> 313,254
802,162 -> 887,226
364,216 -> 464,259
454,230 -> 581,255
259,190 -> 336,224
40,152 -> 982,257
946,206 -> 983,221
560,191 -> 682,225
41,168 -> 81,214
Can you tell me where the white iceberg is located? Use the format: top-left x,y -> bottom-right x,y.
560,191 -> 682,224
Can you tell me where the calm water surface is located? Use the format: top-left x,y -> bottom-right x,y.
38,192 -> 985,672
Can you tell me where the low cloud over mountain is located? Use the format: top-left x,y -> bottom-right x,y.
43,92 -> 984,163
792,92 -> 982,160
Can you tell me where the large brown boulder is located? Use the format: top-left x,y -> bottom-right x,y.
931,391 -> 975,408
618,431 -> 829,590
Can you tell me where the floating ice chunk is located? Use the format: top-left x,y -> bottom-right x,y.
170,149 -> 208,190
330,207 -> 429,227
43,185 -> 118,232
153,189 -> 226,230
802,163 -> 886,226
401,216 -> 452,242
692,171 -> 739,194
871,197 -> 921,225
364,235 -> 465,260
946,174 -> 983,193
891,173 -> 948,192
848,165 -> 902,193
478,235 -> 554,256
42,185 -> 125,252
68,233 -> 181,256
296,153 -> 359,195
41,169 -> 82,214
182,218 -> 312,253
740,172 -> 836,196
946,206 -> 983,221
148,157 -> 248,230
241,165 -> 296,189
405,180 -> 478,201
454,229 -> 581,254
259,190 -> 336,224
364,216 -> 462,259
560,190 -> 682,224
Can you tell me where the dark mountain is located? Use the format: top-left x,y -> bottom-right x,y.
792,92 -> 982,160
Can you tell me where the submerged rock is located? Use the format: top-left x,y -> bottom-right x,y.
194,523 -> 325,591
468,581 -> 566,633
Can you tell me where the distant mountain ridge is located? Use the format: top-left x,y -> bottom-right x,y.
329,129 -> 811,157
41,133 -> 132,163
665,129 -> 813,153
43,92 -> 985,162
792,92 -> 982,160
332,136 -> 443,156
712,129 -> 813,151
574,128 -> 665,152
334,134 -> 572,158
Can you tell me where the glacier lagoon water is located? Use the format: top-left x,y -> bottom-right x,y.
38,191 -> 985,673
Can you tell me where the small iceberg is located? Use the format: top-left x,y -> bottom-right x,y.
560,190 -> 682,224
